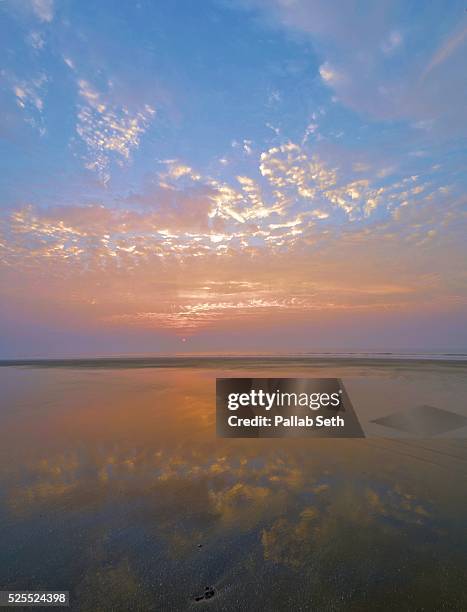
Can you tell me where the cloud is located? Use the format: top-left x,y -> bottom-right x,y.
381,30 -> 403,55
422,25 -> 467,78
13,78 -> 45,112
0,129 -> 465,334
239,1 -> 467,134
3,72 -> 48,135
158,161 -> 201,183
27,31 -> 45,50
318,62 -> 342,85
232,139 -> 254,155
2,140 -> 463,266
31,0 -> 54,22
76,80 -> 156,183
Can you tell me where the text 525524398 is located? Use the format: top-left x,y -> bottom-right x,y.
0,592 -> 69,607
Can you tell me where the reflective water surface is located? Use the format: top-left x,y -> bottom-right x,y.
0,359 -> 466,611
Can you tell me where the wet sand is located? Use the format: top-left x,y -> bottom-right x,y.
0,358 -> 466,610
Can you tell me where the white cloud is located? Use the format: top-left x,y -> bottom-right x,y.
302,122 -> 318,144
31,0 -> 54,22
242,0 -> 467,134
10,74 -> 48,134
319,62 -> 342,85
63,57 -> 75,70
27,31 -> 45,50
76,80 -> 156,184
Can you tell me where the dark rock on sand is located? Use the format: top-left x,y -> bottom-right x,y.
194,586 -> 216,602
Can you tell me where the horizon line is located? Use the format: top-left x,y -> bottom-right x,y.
1,350 -> 467,364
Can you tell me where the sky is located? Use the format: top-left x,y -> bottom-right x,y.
0,0 -> 466,357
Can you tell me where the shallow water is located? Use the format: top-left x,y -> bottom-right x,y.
0,359 -> 466,611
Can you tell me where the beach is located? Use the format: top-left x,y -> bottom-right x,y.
0,357 -> 466,610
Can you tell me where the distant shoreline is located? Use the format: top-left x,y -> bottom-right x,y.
1,353 -> 467,368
